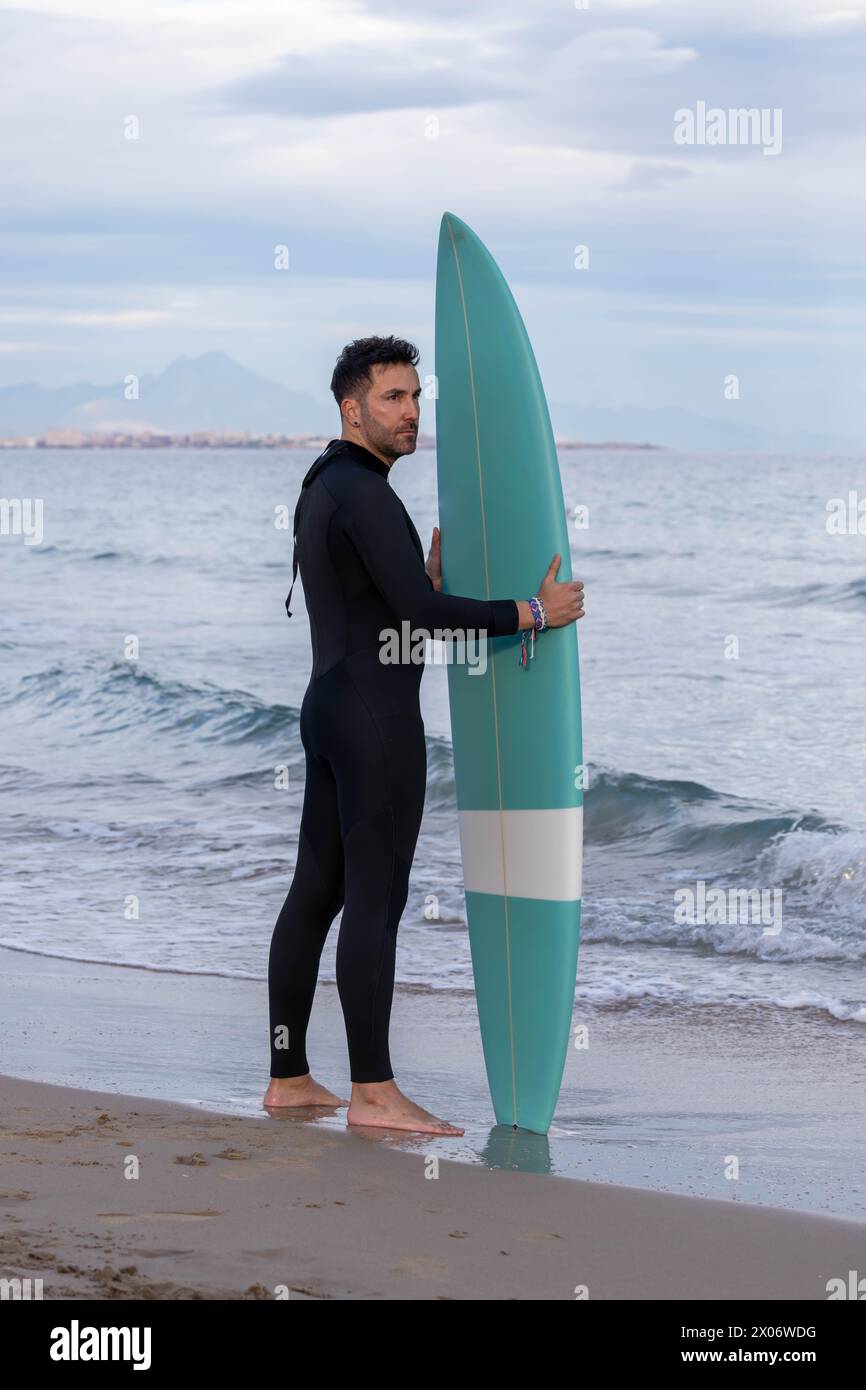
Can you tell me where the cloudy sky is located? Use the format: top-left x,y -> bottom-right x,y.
2,0 -> 864,435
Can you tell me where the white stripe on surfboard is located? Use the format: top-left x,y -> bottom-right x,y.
458,807 -> 583,902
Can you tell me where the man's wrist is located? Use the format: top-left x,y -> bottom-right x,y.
516,599 -> 536,630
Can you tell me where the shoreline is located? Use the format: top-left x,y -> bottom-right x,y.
2,1070 -> 864,1300
1,942 -> 865,1227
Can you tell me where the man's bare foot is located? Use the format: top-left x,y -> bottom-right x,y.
347,1079 -> 464,1135
264,1074 -> 348,1109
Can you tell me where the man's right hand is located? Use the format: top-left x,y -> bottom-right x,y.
536,553 -> 584,627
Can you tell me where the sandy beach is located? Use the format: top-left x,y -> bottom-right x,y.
2,946 -> 865,1300
2,944 -> 865,1216
2,1070 -> 865,1301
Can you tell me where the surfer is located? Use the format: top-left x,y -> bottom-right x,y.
265,336 -> 585,1134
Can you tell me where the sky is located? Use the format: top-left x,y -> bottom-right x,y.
1,0 -> 864,436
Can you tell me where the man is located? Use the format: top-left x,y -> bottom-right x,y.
265,335 -> 584,1134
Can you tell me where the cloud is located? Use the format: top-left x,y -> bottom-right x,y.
0,0 -> 864,435
616,160 -> 692,192
361,0 -> 866,37
214,46 -> 522,117
0,306 -> 174,326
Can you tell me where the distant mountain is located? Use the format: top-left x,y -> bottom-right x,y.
0,351 -> 331,437
0,351 -> 855,450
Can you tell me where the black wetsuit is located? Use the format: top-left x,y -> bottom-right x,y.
268,438 -> 519,1083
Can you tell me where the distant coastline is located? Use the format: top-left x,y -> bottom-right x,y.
0,428 -> 662,451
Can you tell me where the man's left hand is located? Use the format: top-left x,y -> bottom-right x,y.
425,525 -> 443,591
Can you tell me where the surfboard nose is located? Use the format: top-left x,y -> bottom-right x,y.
439,210 -> 470,245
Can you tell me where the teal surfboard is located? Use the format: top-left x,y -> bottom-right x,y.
434,212 -> 583,1135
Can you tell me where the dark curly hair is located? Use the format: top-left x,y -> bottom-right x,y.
330,335 -> 420,411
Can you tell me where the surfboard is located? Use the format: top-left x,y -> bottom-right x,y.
434,211 -> 583,1135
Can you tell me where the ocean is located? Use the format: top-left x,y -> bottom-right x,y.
2,446 -> 864,1023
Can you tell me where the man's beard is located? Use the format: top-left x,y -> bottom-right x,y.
361,412 -> 416,460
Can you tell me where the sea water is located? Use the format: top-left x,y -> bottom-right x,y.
2,446 -> 863,1032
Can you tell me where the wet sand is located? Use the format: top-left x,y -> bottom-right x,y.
2,1070 -> 865,1301
2,941 -> 866,1299
1,943 -> 864,1222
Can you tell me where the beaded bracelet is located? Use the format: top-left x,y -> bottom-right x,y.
529,596 -> 548,631
519,595 -> 548,668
